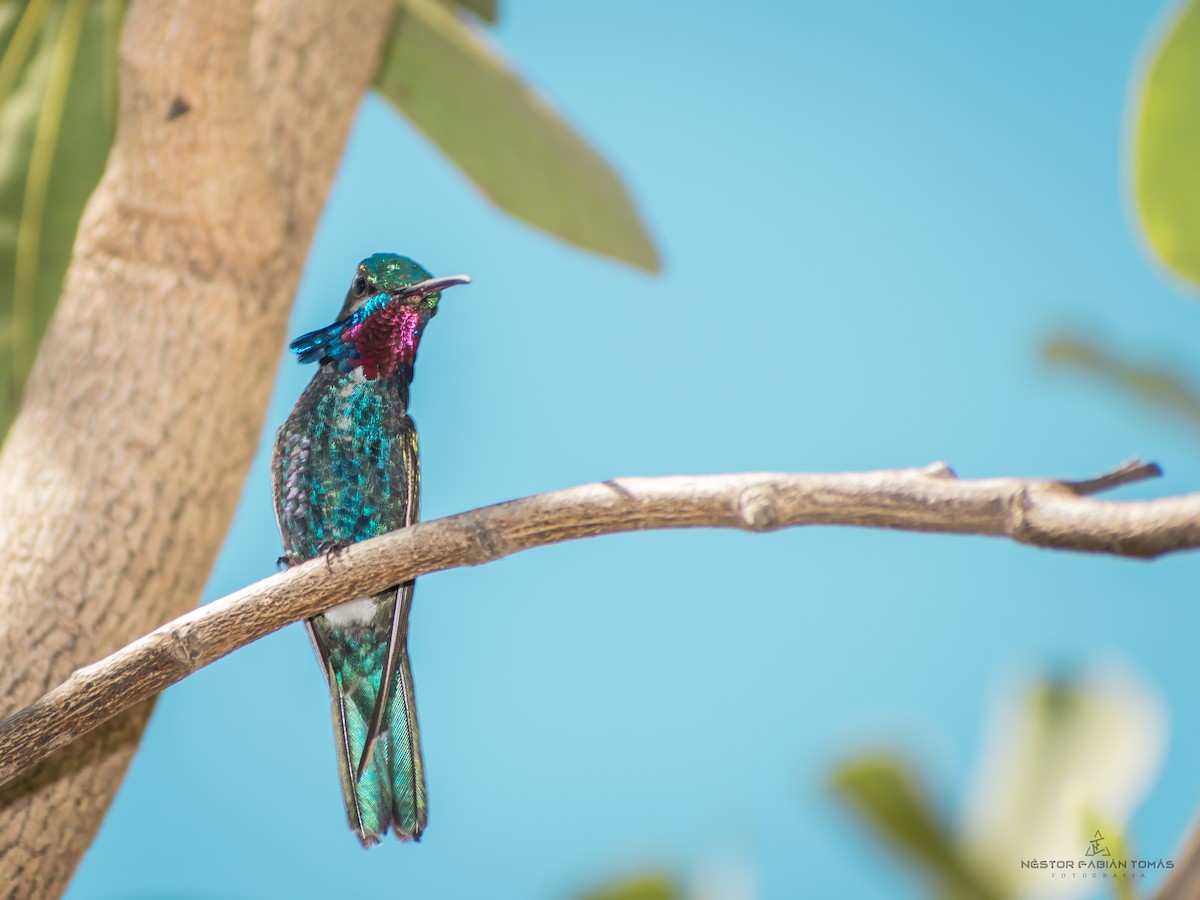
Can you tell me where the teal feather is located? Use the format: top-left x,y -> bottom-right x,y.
308,586 -> 426,843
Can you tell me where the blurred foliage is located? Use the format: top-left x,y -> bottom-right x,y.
831,757 -> 1004,900
0,0 -> 124,440
1068,0 -> 1200,429
1083,812 -> 1136,900
960,673 -> 1162,899
1133,0 -> 1200,287
833,670 -> 1165,900
0,0 -> 658,444
1044,334 -> 1200,430
577,873 -> 681,900
435,0 -> 497,23
374,0 -> 660,274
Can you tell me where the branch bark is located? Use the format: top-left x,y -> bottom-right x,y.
0,0 -> 394,895
1158,824 -> 1200,900
0,460 -> 1191,791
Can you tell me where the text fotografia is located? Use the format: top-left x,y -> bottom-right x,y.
1021,857 -> 1174,882
1021,832 -> 1174,879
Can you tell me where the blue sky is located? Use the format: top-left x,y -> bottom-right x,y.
68,1 -> 1200,897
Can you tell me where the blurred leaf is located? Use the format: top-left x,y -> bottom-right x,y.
434,0 -> 497,24
832,756 -> 1005,900
961,670 -> 1165,899
1043,334 -> 1200,428
375,0 -> 660,273
1081,812 -> 1137,900
577,872 -> 680,900
0,0 -> 125,442
1133,0 -> 1200,286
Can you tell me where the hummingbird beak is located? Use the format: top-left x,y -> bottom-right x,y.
397,274 -> 472,300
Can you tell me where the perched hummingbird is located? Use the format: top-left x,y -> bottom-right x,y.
271,253 -> 470,846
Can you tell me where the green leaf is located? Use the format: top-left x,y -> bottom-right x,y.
831,756 -> 1005,900
1133,0 -> 1200,286
577,873 -> 680,900
434,0 -> 497,24
375,0 -> 660,273
1043,333 -> 1200,429
0,0 -> 125,442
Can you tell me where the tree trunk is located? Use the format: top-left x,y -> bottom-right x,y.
0,0 -> 394,894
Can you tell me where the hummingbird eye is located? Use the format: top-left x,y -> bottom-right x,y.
353,276 -> 367,295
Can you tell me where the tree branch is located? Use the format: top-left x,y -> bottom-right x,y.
1157,823 -> 1200,899
0,459 -> 1190,787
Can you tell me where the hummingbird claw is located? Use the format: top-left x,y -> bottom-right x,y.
317,539 -> 352,572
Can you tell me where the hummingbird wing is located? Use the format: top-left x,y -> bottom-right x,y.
276,373 -> 427,844
356,423 -> 420,784
299,422 -> 425,844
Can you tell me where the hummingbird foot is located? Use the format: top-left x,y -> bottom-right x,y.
317,538 -> 354,572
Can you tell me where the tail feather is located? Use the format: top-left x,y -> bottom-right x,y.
329,670 -> 391,843
388,644 -> 426,838
308,589 -> 427,846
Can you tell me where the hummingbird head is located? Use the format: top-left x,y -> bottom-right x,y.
290,253 -> 470,381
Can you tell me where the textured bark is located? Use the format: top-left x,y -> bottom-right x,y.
0,0 -> 394,895
1158,827 -> 1200,900
0,459 -> 1192,788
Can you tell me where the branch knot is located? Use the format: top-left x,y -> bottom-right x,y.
738,484 -> 780,531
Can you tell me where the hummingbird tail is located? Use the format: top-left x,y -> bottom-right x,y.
328,646 -> 427,845
308,585 -> 427,846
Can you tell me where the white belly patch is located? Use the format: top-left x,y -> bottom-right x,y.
323,596 -> 376,628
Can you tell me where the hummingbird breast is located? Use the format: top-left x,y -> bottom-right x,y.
272,364 -> 418,564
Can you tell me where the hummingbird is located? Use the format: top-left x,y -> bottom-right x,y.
271,253 -> 470,846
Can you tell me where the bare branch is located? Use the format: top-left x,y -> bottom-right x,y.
1058,459 -> 1163,495
0,460 -> 1191,787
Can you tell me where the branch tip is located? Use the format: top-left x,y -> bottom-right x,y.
1061,459 -> 1163,496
